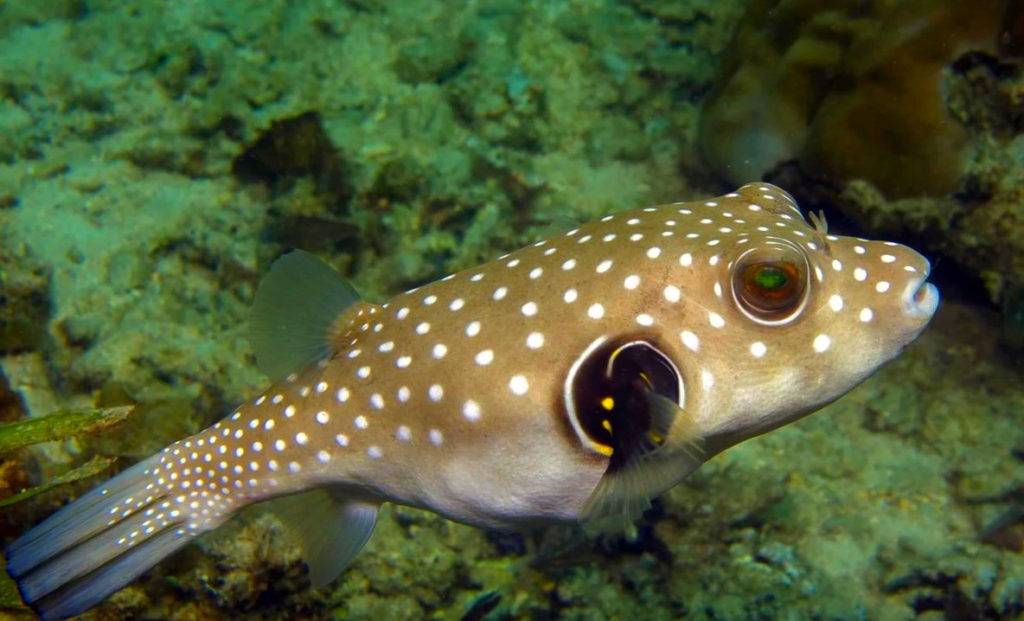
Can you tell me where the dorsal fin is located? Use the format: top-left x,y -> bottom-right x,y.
249,250 -> 361,382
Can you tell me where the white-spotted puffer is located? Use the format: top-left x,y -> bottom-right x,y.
6,183 -> 939,619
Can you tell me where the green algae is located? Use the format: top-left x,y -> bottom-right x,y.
0,455 -> 115,510
0,405 -> 132,454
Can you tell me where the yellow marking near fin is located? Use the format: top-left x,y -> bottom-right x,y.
638,372 -> 652,389
593,442 -> 614,456
601,419 -> 613,433
601,396 -> 615,411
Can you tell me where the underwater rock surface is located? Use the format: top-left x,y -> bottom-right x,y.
0,0 -> 1022,619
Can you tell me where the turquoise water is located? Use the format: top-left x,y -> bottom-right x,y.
1,1 -> 1022,619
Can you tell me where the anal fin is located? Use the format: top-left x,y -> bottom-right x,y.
267,488 -> 379,587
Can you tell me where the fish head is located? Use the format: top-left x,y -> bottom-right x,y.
665,184 -> 940,454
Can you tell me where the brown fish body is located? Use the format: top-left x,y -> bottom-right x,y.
6,184 -> 939,619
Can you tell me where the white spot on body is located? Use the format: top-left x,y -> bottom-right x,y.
681,330 -> 700,352
475,349 -> 494,365
750,341 -> 767,358
701,369 -> 714,390
463,400 -> 482,421
828,294 -> 844,311
813,334 -> 832,353
510,375 -> 529,395
526,332 -> 545,349
588,303 -> 605,319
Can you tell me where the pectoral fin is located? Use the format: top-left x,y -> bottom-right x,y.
579,392 -> 702,533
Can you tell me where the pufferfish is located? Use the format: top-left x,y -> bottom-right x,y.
6,183 -> 939,619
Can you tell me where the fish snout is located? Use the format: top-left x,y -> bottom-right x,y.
896,249 -> 940,321
903,275 -> 940,320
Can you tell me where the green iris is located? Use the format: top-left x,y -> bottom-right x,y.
754,266 -> 789,290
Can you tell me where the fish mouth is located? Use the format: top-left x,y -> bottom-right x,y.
903,273 -> 940,319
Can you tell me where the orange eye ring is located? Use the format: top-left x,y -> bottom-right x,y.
731,240 -> 809,324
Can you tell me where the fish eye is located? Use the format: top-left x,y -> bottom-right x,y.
731,240 -> 809,325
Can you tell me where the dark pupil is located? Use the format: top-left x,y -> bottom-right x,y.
754,266 -> 788,290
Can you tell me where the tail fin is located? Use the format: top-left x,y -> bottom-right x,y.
5,452 -> 215,620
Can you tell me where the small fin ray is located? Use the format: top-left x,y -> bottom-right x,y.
250,250 -> 361,382
267,488 -> 379,587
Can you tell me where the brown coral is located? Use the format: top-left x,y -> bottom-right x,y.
699,0 -> 1009,198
